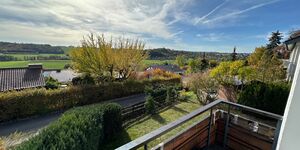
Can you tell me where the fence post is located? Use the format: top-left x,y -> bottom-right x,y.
223,104 -> 231,148
144,143 -> 148,150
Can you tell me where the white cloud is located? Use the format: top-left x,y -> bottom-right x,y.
0,0 -> 283,52
0,0 -> 190,45
191,0 -> 280,27
196,33 -> 228,42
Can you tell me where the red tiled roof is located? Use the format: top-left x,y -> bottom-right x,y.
0,67 -> 45,92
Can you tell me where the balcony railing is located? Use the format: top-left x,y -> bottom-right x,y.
116,99 -> 282,150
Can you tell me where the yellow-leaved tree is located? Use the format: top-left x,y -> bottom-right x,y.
70,34 -> 147,83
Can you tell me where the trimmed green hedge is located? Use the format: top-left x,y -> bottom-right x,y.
16,103 -> 122,150
0,78 -> 180,122
238,81 -> 290,115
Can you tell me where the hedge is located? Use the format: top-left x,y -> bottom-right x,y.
238,81 -> 290,115
15,103 -> 122,150
0,78 -> 180,122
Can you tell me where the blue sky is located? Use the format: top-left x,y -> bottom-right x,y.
0,0 -> 299,53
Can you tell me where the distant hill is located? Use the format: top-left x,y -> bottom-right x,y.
146,48 -> 250,60
0,42 -> 250,60
0,42 -> 73,54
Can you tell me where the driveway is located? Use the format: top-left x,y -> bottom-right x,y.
0,94 -> 145,136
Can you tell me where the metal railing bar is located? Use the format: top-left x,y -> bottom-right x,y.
117,99 -> 284,150
223,104 -> 231,148
206,107 -> 213,148
222,101 -> 282,120
272,119 -> 283,150
116,100 -> 222,150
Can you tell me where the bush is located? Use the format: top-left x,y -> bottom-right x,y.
145,96 -> 156,115
45,77 -> 60,89
72,74 -> 95,85
238,81 -> 290,115
0,78 -> 181,122
16,103 -> 122,150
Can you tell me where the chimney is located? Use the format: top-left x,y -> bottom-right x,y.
28,63 -> 43,69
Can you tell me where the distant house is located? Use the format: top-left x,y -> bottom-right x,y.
0,64 -> 45,92
146,64 -> 184,74
43,69 -> 79,83
284,35 -> 300,81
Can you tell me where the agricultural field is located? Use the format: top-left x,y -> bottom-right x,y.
0,59 -> 176,70
0,60 -> 70,69
4,54 -> 67,60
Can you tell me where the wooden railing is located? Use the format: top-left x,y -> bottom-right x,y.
116,100 -> 283,150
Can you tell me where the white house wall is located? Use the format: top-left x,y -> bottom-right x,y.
277,42 -> 300,149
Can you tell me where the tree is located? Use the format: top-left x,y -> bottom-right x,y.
70,34 -> 147,83
114,38 -> 147,80
248,47 -> 285,83
209,60 -> 218,68
70,34 -> 110,82
232,46 -> 237,61
267,30 -> 283,53
188,58 -> 201,73
145,96 -> 156,115
188,73 -> 219,104
210,61 -> 233,85
175,55 -> 186,67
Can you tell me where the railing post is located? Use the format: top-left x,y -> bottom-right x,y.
207,107 -> 213,148
144,144 -> 148,150
223,104 -> 231,148
272,119 -> 282,150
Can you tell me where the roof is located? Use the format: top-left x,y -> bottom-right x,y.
284,35 -> 300,45
0,66 -> 45,92
147,64 -> 184,73
43,69 -> 79,83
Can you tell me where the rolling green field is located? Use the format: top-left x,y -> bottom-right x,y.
0,60 -> 70,69
0,59 -> 175,70
5,54 -> 67,59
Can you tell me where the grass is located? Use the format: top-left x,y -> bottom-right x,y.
102,91 -> 207,150
0,60 -> 70,69
0,131 -> 37,150
4,54 -> 67,60
0,59 -> 175,70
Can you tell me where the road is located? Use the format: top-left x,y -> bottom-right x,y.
0,94 -> 145,136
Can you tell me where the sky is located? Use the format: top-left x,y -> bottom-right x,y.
0,0 -> 299,53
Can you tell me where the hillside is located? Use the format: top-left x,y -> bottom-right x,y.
0,42 -> 73,54
146,48 -> 250,60
0,42 -> 249,61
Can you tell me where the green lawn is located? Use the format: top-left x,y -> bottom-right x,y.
0,60 -> 70,69
103,92 -> 207,150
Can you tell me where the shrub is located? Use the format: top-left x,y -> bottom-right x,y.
16,103 -> 122,150
0,78 -> 180,122
45,77 -> 60,89
72,74 -> 95,85
188,73 -> 219,104
145,96 -> 156,115
238,81 -> 290,115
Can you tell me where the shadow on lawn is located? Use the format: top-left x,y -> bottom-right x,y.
151,114 -> 167,124
171,106 -> 189,114
100,129 -> 131,150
